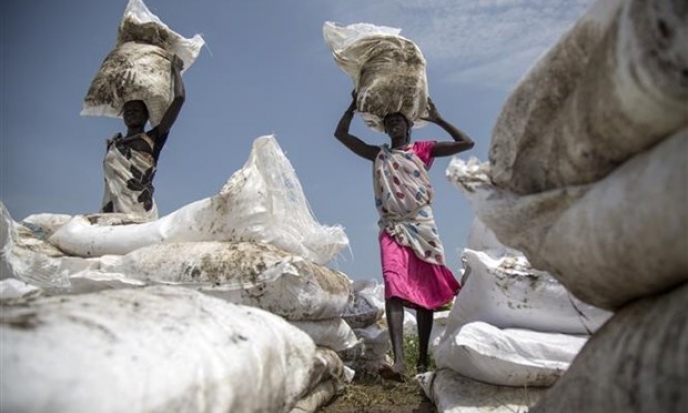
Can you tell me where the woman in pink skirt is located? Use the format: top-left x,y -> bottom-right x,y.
334,93 -> 474,380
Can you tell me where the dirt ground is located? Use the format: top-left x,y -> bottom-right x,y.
320,371 -> 437,413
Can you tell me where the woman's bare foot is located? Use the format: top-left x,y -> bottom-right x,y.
379,363 -> 406,382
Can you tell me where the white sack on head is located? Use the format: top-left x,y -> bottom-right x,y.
434,322 -> 587,387
48,136 -> 349,265
443,249 -> 612,336
448,128 -> 688,310
324,21 -> 428,132
82,0 -> 204,126
529,283 -> 688,413
0,286 -> 317,413
489,0 -> 688,195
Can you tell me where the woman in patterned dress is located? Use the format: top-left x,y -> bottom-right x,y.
101,54 -> 185,221
334,92 -> 474,380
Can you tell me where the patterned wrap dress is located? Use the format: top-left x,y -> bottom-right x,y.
373,141 -> 460,310
101,131 -> 167,221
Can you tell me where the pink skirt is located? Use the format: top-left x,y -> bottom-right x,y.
379,231 -> 461,311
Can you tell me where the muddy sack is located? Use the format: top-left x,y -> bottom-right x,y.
95,241 -> 352,321
324,21 -> 428,132
418,369 -> 547,413
289,319 -> 359,352
0,286 -> 316,413
434,321 -> 587,387
443,249 -> 612,336
448,128 -> 688,310
530,283 -> 688,413
489,0 -> 688,195
82,0 -> 204,126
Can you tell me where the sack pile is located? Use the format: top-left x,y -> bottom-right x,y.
82,0 -> 204,126
424,219 -> 609,400
1,136 -> 354,413
324,22 -> 429,132
446,0 -> 687,411
338,280 -> 392,375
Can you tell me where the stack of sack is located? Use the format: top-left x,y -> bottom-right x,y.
447,0 -> 687,411
323,21 -> 429,132
82,0 -> 204,126
338,280 -> 392,375
1,136 -> 355,412
420,218 -> 612,411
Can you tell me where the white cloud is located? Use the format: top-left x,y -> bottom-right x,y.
329,0 -> 595,88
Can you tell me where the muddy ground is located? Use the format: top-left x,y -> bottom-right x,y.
321,370 -> 436,413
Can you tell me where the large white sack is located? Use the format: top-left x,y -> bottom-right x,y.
434,322 -> 587,387
0,203 -> 96,292
444,249 -> 612,336
291,347 -> 353,413
448,128 -> 688,309
530,282 -> 688,413
49,135 -> 349,265
289,319 -> 359,352
94,241 -> 352,321
418,369 -> 547,413
465,217 -> 517,255
0,286 -> 317,413
323,21 -> 428,132
489,0 -> 688,195
342,279 -> 385,329
0,279 -> 41,302
290,380 -> 341,413
20,212 -> 73,238
82,0 -> 204,126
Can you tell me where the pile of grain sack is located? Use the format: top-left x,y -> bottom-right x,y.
442,0 -> 687,412
0,135 -> 360,413
419,219 -> 612,412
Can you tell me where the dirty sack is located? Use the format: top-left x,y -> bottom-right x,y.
0,286 -> 317,413
489,0 -> 688,195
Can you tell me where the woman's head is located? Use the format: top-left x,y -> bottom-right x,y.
383,113 -> 412,148
122,100 -> 149,128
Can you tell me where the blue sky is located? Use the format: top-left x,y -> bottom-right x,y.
0,0 -> 592,281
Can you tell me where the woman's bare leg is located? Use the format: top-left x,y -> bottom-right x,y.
385,297 -> 406,375
416,307 -> 433,373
